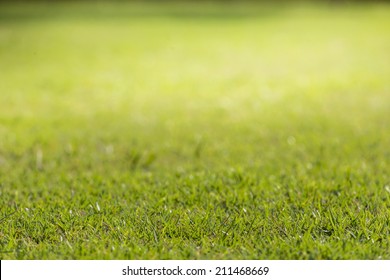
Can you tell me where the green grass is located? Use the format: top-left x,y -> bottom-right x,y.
0,1 -> 389,259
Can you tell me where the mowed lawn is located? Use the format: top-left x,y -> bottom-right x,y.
0,2 -> 389,259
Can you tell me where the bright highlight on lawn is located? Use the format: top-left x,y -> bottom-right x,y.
0,2 -> 389,259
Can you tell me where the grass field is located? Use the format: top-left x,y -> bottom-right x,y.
0,1 -> 389,259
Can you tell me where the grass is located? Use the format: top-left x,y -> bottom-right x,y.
0,1 -> 389,259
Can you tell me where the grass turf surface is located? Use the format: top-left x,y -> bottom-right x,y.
0,1 -> 389,259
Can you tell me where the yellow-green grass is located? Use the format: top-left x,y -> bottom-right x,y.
0,1 -> 389,259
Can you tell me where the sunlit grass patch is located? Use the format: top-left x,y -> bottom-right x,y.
0,1 -> 389,259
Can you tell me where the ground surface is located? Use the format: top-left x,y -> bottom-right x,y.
0,2 -> 389,259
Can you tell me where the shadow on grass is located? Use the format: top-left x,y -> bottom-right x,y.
0,1 -> 292,22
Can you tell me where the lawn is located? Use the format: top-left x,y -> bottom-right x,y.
0,1 -> 389,259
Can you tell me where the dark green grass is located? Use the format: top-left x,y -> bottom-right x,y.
0,1 -> 389,259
